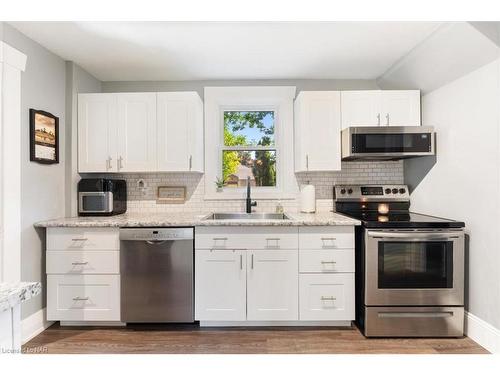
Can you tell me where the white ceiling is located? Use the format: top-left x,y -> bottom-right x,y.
9,22 -> 441,82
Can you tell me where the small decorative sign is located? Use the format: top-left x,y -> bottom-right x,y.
157,186 -> 186,204
30,109 -> 59,164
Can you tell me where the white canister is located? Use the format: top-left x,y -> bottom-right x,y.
300,184 -> 316,213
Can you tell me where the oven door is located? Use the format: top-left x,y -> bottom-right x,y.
365,229 -> 464,306
78,192 -> 113,213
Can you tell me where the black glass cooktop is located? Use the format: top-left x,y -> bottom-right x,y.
337,210 -> 465,229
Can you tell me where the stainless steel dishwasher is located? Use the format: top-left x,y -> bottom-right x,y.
120,228 -> 194,323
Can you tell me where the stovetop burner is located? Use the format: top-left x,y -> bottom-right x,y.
334,185 -> 465,229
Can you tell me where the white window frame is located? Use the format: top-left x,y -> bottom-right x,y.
204,86 -> 298,200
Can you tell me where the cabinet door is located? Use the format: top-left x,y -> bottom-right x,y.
381,90 -> 421,126
116,93 -> 157,172
195,250 -> 246,321
294,91 -> 341,172
157,92 -> 204,172
78,94 -> 117,172
247,250 -> 298,321
340,91 -> 381,129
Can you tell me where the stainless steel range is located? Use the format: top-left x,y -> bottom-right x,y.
335,185 -> 465,337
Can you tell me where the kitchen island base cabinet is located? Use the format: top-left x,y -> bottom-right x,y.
195,250 -> 247,321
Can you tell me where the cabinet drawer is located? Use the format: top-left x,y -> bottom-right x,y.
299,249 -> 354,273
299,226 -> 354,249
47,275 -> 120,321
195,227 -> 298,250
47,227 -> 119,250
299,274 -> 354,321
46,250 -> 119,275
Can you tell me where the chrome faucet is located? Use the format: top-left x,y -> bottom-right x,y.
246,176 -> 257,213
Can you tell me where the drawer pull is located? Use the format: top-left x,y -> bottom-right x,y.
72,297 -> 89,301
71,262 -> 89,266
71,238 -> 88,242
266,238 -> 281,248
213,237 -> 228,241
321,296 -> 336,301
321,261 -> 337,264
321,237 -> 337,248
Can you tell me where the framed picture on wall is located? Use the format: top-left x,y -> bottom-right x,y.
30,109 -> 59,164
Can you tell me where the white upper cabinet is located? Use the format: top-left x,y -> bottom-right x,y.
294,91 -> 341,172
157,92 -> 204,172
340,90 -> 382,128
116,93 -> 157,172
78,92 -> 204,173
341,90 -> 421,129
78,94 -> 117,173
380,90 -> 421,126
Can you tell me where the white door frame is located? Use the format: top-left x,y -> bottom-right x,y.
0,41 -> 27,282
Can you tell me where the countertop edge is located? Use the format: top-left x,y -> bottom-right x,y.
0,282 -> 42,313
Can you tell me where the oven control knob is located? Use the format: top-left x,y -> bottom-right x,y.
399,188 -> 406,194
385,188 -> 391,194
340,188 -> 346,194
347,188 -> 353,194
392,188 -> 398,194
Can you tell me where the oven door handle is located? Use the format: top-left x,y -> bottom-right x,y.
369,232 -> 461,241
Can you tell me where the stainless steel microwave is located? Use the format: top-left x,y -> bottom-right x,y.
341,126 -> 435,161
78,178 -> 127,216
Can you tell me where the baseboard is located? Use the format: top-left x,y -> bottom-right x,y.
465,311 -> 500,353
199,320 -> 352,327
21,308 -> 54,344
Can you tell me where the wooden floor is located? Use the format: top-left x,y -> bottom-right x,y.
22,323 -> 488,354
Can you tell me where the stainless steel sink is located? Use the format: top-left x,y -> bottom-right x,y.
203,213 -> 292,221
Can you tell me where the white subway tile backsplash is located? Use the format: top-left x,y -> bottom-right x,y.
83,161 -> 403,213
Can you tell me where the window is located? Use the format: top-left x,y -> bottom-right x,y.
204,86 -> 297,200
222,111 -> 276,188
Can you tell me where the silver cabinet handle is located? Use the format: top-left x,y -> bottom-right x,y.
266,238 -> 281,249
106,156 -> 112,171
72,297 -> 89,301
240,254 -> 243,270
321,296 -> 336,301
251,253 -> 254,269
71,262 -> 88,265
118,156 -> 124,170
321,237 -> 337,248
386,113 -> 390,126
306,154 -> 309,170
189,155 -> 192,170
321,261 -> 337,264
377,113 -> 381,125
213,237 -> 228,241
71,238 -> 88,242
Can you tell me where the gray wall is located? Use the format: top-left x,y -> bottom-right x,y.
2,23 -> 67,319
102,79 -> 379,96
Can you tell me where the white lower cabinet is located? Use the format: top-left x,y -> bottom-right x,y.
247,250 -> 298,321
195,225 -> 356,325
46,228 -> 121,324
299,273 -> 355,321
47,275 -> 120,321
195,250 -> 247,321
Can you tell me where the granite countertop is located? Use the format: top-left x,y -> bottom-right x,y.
0,282 -> 42,312
34,211 -> 360,228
